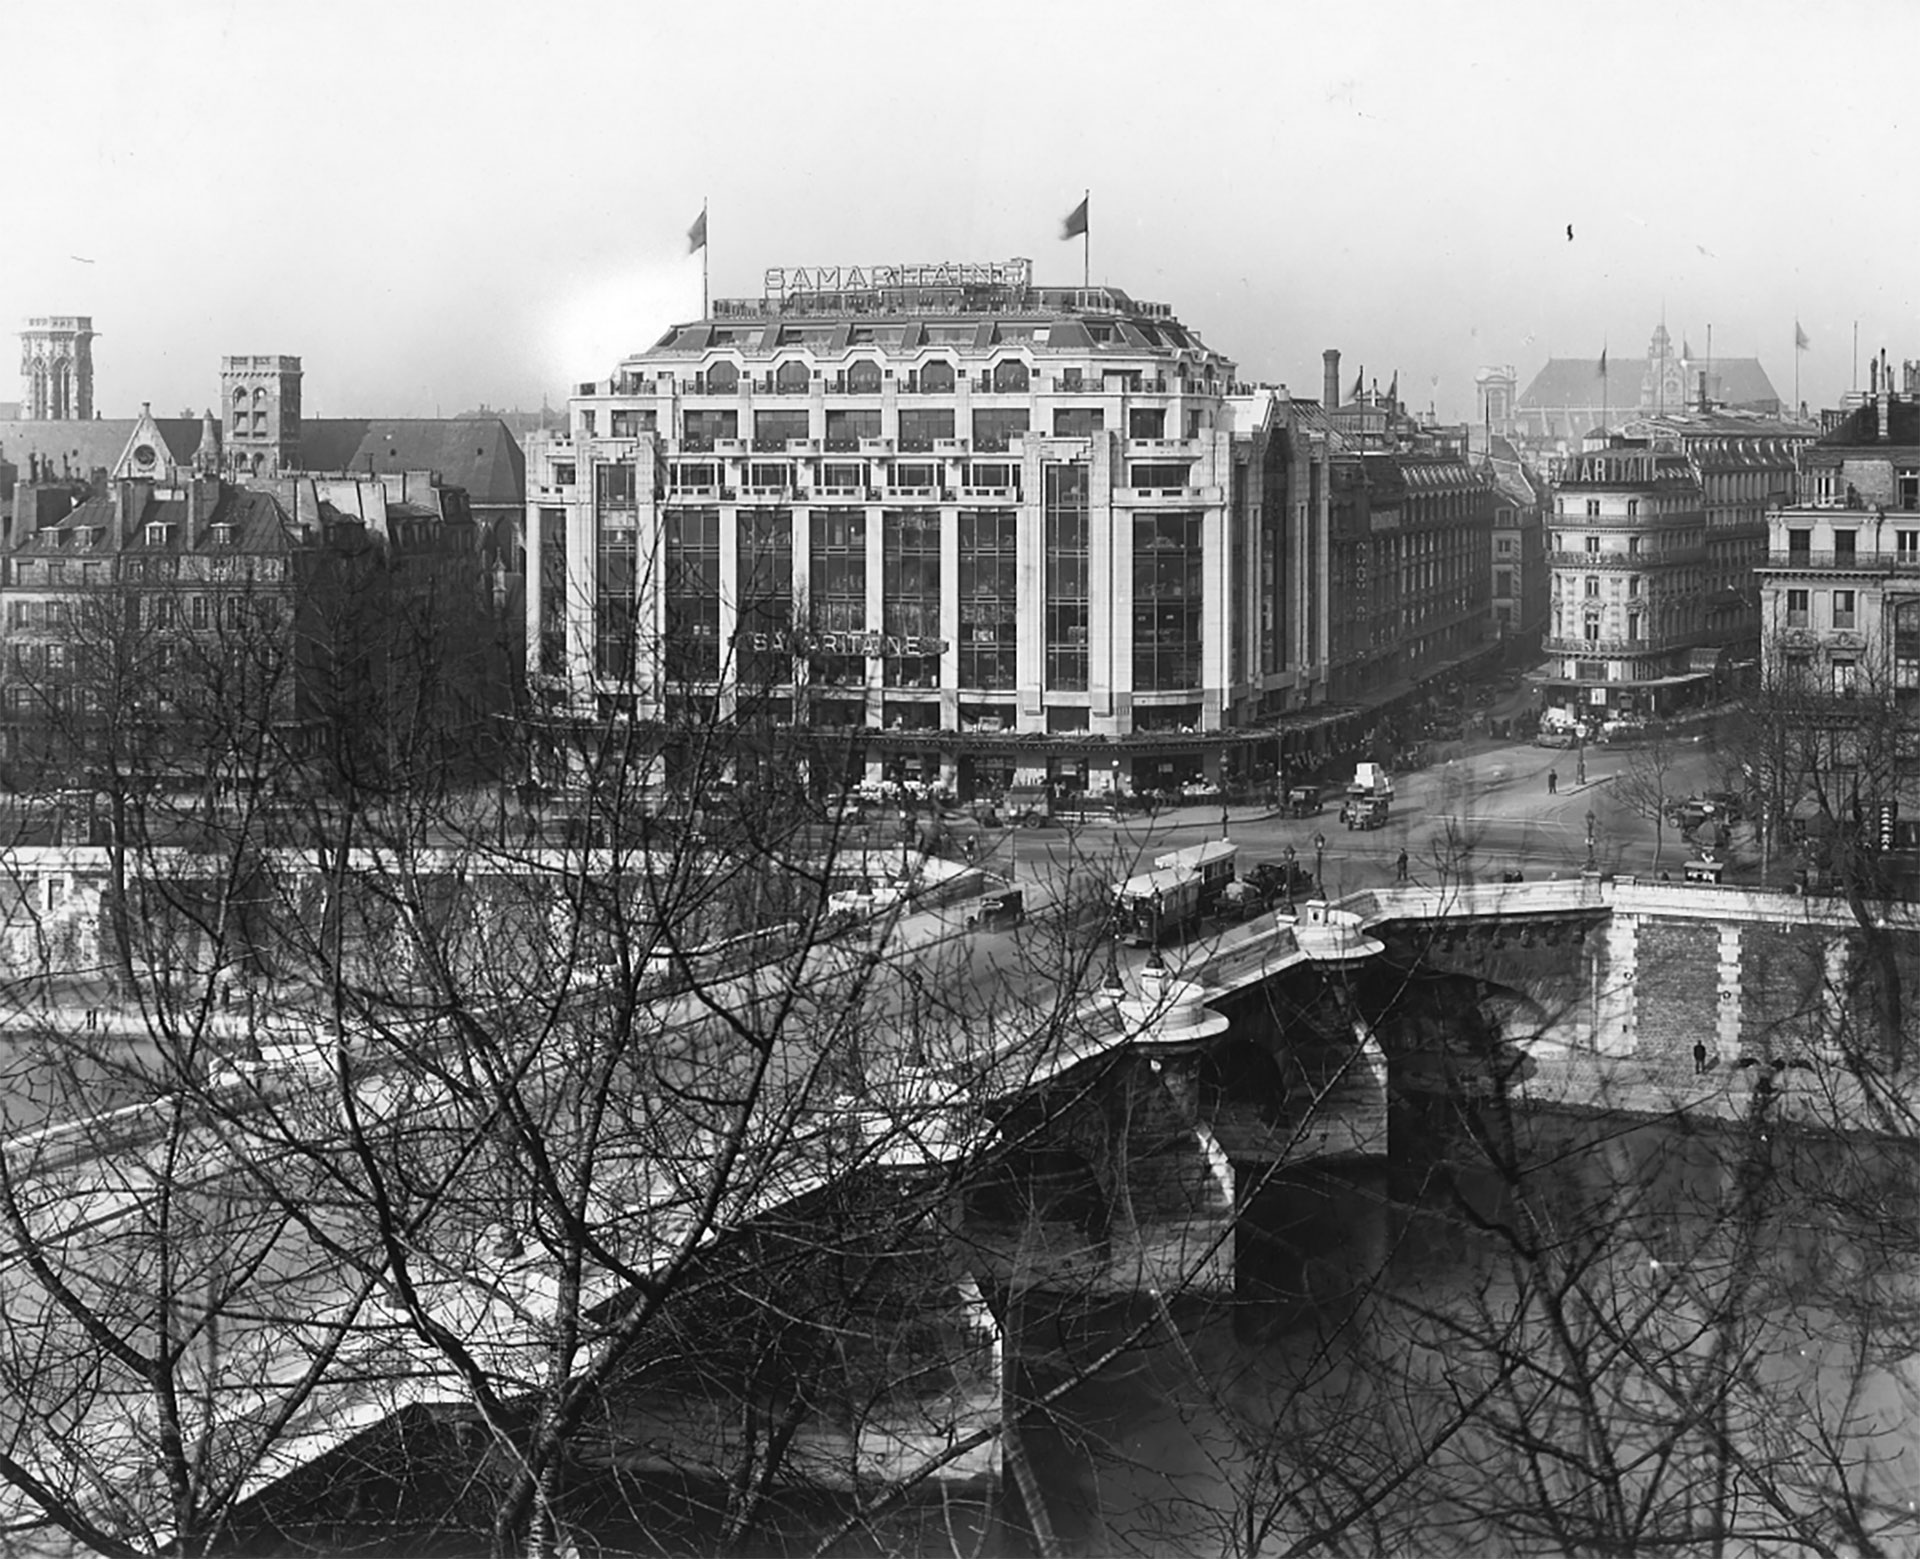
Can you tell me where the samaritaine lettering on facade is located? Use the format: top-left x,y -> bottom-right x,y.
763,260 -> 1034,298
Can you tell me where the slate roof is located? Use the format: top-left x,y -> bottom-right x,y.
297,418 -> 524,506
1811,399 -> 1920,449
0,418 -> 207,481
19,484 -> 294,555
1518,356 -> 1780,411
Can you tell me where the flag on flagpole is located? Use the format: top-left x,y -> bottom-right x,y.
1795,321 -> 1810,352
1597,347 -> 1608,378
687,209 -> 708,254
1061,195 -> 1089,240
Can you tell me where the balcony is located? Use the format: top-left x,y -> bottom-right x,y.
859,438 -> 896,456
960,485 -> 1020,501
786,438 -> 821,455
935,438 -> 971,456
1764,549 -> 1910,571
1549,547 -> 1707,568
713,437 -> 746,456
1125,437 -> 1203,456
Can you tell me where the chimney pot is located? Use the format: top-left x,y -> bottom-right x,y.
1323,349 -> 1341,409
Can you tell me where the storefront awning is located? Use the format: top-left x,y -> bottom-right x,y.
1688,646 -> 1731,673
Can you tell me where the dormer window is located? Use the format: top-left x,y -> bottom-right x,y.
210,523 -> 235,547
144,522 -> 173,547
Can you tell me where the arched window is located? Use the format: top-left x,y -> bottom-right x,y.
774,359 -> 810,393
233,387 -> 247,406
920,360 -> 955,394
252,387 -> 266,405
705,360 -> 738,394
990,359 -> 1030,393
846,358 -> 882,393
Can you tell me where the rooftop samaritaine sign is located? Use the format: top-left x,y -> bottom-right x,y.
763,259 -> 1032,299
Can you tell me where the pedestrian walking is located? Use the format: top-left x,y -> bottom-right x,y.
1396,848 -> 1409,883
1547,768 -> 1559,795
1692,1040 -> 1708,1076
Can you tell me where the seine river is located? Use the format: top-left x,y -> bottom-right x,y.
1016,1099 -> 1920,1558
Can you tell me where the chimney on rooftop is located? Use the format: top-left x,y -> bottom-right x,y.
1878,348 -> 1892,442
1699,371 -> 1709,412
1323,349 -> 1341,409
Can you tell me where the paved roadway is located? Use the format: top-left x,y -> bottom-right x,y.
969,730 -> 1733,903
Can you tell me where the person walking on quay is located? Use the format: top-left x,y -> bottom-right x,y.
1547,768 -> 1559,795
1396,847 -> 1409,883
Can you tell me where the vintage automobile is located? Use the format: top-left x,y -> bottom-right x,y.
1342,794 -> 1390,830
1285,785 -> 1323,818
964,888 -> 1025,933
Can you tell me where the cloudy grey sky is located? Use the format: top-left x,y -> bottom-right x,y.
6,0 -> 1910,422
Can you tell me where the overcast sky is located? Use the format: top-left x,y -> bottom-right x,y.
6,0 -> 1912,423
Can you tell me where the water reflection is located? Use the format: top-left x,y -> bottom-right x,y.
1022,1097 -> 1920,1557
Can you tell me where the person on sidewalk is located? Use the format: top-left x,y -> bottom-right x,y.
1396,848 -> 1409,882
1547,768 -> 1559,795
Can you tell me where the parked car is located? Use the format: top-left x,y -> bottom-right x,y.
1535,729 -> 1577,749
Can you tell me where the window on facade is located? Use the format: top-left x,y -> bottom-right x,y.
663,507 -> 720,684
1583,615 -> 1601,643
824,408 -> 880,450
749,463 -> 790,490
918,361 -> 955,394
609,409 -> 655,438
845,359 -> 882,393
1833,657 -> 1858,697
190,596 -> 208,630
1128,408 -> 1167,440
1788,527 -> 1811,561
1627,612 -> 1642,642
736,509 -> 794,690
1627,499 -> 1639,517
1584,576 -> 1600,599
1052,406 -> 1105,438
703,360 -> 739,395
580,411 -> 596,436
967,462 -> 1015,491
1494,569 -> 1512,597
595,462 -> 637,509
145,523 -> 172,547
1496,537 -> 1513,556
1786,587 -> 1810,627
1584,535 -> 1600,554
897,408 -> 955,452
883,510 -> 941,689
1894,601 -> 1920,691
1131,463 -> 1190,491
1045,465 -> 1090,690
989,359 -> 1029,393
538,508 -> 567,675
820,462 -> 864,490
1628,535 -> 1642,556
752,409 -> 808,451
1834,530 -> 1857,564
774,360 -> 810,394
1585,500 -> 1601,518
971,409 -> 1029,453
808,510 -> 867,685
1832,589 -> 1857,629
1133,511 -> 1203,691
894,462 -> 938,490
958,509 -> 1017,690
552,462 -> 576,488
1628,576 -> 1642,597
681,409 -> 738,449
1900,471 -> 1920,512
1900,530 -> 1920,563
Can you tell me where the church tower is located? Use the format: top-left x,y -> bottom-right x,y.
221,355 -> 302,476
19,316 -> 96,420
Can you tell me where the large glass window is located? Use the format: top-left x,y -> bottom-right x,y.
959,509 -> 1017,690
681,409 -> 737,449
808,509 -> 867,687
1132,512 -> 1203,691
539,508 -> 567,675
898,408 -> 955,452
825,407 -> 880,450
883,510 -> 941,688
663,507 -> 720,683
595,462 -> 636,510
971,408 -> 1029,453
1894,600 -> 1920,691
736,509 -> 793,688
1042,465 -> 1089,691
753,409 -> 808,451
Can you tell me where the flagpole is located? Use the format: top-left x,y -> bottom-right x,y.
1082,187 -> 1089,288
1794,323 -> 1800,419
701,196 -> 709,319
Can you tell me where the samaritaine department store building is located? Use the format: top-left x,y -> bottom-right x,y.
525,258 -> 1337,801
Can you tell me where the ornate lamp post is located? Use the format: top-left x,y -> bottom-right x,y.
1283,844 -> 1297,911
1313,829 -> 1327,894
1586,807 -> 1597,873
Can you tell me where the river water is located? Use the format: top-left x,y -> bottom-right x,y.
1016,1098 -> 1920,1558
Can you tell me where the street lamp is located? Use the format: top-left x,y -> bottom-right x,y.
1313,829 -> 1327,894
1221,793 -> 1231,841
1585,807 -> 1597,873
1283,844 -> 1297,910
